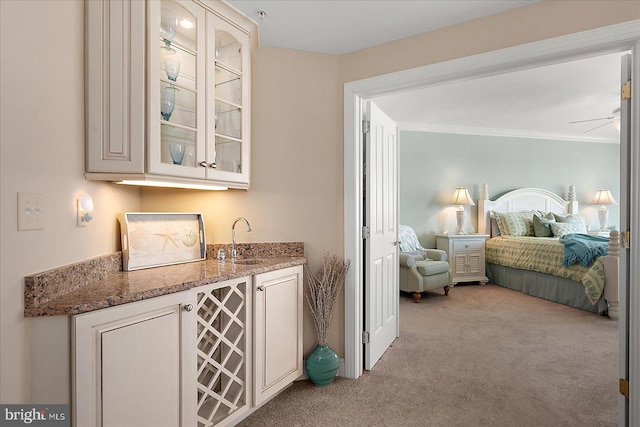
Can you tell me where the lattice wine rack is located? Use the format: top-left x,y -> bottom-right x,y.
195,281 -> 247,426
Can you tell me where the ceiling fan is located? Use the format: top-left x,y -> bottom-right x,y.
568,107 -> 620,133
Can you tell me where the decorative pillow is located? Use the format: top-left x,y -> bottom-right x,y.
550,221 -> 587,237
533,212 -> 556,237
492,211 -> 536,236
553,213 -> 585,225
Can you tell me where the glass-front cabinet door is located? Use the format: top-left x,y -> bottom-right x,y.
207,15 -> 251,186
148,0 -> 207,179
148,0 -> 251,187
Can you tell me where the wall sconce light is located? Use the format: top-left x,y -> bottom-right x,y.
451,187 -> 475,235
77,194 -> 94,227
591,189 -> 617,231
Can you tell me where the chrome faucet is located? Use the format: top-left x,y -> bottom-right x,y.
231,217 -> 252,261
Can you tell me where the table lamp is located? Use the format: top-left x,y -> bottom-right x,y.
451,187 -> 475,235
591,189 -> 617,231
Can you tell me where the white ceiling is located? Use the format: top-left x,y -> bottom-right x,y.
225,0 -> 539,55
374,51 -> 625,143
225,0 -> 624,143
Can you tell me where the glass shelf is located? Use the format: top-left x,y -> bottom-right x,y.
215,135 -> 242,173
215,64 -> 240,86
215,65 -> 241,105
161,37 -> 196,57
214,100 -> 241,139
215,30 -> 242,71
161,124 -> 197,167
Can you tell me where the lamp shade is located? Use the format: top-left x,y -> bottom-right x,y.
591,189 -> 617,206
451,187 -> 475,206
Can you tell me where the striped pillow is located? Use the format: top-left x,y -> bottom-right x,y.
493,211 -> 536,236
550,221 -> 587,237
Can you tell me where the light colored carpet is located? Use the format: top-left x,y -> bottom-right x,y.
238,284 -> 618,427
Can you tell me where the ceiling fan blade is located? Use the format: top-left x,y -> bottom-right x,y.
584,120 -> 614,133
569,116 -> 615,124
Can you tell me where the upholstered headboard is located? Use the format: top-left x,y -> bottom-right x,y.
477,183 -> 578,236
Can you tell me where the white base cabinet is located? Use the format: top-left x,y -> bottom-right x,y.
253,266 -> 304,406
101,308 -> 181,427
73,277 -> 252,427
73,266 -> 303,426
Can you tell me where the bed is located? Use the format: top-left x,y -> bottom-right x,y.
477,184 -> 620,318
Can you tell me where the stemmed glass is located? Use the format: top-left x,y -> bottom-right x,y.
160,9 -> 178,55
164,57 -> 180,81
161,86 -> 178,121
168,143 -> 185,165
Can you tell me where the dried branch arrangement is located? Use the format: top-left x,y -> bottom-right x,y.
305,253 -> 350,345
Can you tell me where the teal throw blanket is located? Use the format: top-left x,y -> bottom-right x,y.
560,233 -> 609,267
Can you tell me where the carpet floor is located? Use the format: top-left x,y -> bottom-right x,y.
238,284 -> 618,427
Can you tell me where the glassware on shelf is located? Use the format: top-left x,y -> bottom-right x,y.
161,86 -> 178,121
169,143 -> 185,165
164,57 -> 181,81
160,9 -> 178,54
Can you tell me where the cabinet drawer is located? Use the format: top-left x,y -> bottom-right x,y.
453,240 -> 484,251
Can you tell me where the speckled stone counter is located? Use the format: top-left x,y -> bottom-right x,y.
25,242 -> 305,317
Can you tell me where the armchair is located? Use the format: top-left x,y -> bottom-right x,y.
399,225 -> 452,302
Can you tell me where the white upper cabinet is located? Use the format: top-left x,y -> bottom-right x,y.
86,0 -> 252,190
85,0 -> 146,174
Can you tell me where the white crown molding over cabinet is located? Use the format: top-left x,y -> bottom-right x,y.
85,0 -> 252,190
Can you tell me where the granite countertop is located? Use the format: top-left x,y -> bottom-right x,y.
25,243 -> 305,317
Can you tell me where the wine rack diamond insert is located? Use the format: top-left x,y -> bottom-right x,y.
196,282 -> 247,426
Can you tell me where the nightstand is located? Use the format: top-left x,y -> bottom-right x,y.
436,234 -> 489,285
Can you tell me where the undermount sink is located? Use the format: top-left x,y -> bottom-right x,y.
233,259 -> 264,265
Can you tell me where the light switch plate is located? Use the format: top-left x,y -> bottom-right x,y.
17,192 -> 46,231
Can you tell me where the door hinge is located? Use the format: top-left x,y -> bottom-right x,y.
362,120 -> 370,134
620,378 -> 629,399
362,331 -> 370,344
622,80 -> 631,100
622,231 -> 631,249
362,226 -> 370,239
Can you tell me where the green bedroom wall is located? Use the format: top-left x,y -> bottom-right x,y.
399,131 -> 620,248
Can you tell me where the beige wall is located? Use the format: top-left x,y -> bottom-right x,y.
0,0 -> 140,403
140,47 -> 344,358
1,0 -> 638,404
339,1 -> 640,82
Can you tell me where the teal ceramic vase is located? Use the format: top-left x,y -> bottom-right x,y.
305,344 -> 339,387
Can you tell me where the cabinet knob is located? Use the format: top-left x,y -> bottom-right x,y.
257,285 -> 266,292
199,161 -> 208,168
392,240 -> 401,246
183,304 -> 194,312
209,162 -> 217,169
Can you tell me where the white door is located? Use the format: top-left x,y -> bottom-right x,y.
364,101 -> 399,370
620,41 -> 640,427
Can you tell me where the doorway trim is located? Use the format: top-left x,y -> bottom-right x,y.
343,16 -> 640,409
